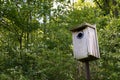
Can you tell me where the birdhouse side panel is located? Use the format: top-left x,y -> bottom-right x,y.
72,30 -> 88,59
94,27 -> 100,58
87,27 -> 100,58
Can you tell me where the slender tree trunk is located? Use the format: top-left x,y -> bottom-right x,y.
75,61 -> 85,80
19,33 -> 23,49
112,0 -> 119,18
18,32 -> 23,60
43,1 -> 47,49
104,0 -> 110,15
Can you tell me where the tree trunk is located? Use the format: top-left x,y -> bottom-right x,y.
104,0 -> 110,15
112,0 -> 119,18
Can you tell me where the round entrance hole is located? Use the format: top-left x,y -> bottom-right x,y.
77,31 -> 84,39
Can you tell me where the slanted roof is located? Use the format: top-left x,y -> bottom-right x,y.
70,23 -> 95,32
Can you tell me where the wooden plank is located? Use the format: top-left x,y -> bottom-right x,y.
87,26 -> 99,58
94,26 -> 100,58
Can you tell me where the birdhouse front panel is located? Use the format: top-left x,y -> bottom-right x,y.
72,28 -> 89,59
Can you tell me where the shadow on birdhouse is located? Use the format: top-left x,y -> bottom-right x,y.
70,23 -> 100,62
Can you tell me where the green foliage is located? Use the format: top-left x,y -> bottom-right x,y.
0,0 -> 120,80
97,18 -> 120,79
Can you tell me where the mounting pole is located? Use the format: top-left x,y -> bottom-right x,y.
85,61 -> 90,80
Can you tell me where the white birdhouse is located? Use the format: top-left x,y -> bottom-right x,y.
71,23 -> 100,62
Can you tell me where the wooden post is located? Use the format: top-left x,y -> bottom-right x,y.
85,61 -> 90,80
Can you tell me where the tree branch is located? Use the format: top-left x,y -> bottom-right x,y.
94,0 -> 103,9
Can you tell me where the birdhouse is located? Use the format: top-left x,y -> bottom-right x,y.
71,23 -> 100,62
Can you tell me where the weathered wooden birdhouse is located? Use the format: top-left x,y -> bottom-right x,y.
71,23 -> 100,62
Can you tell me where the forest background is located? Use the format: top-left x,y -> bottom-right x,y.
0,0 -> 120,80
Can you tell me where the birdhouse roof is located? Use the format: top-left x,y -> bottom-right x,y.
70,23 -> 95,32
